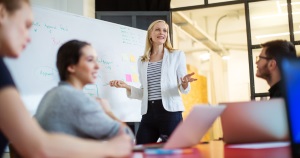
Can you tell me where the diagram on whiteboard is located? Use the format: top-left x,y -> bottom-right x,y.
4,6 -> 147,122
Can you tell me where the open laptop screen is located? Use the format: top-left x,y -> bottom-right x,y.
281,58 -> 300,156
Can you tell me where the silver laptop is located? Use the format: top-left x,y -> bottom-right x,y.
220,98 -> 289,144
134,105 -> 226,150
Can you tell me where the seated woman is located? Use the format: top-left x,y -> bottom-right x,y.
35,40 -> 133,140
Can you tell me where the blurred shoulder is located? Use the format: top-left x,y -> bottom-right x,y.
168,49 -> 185,57
45,82 -> 82,99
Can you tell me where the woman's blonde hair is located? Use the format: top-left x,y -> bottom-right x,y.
141,20 -> 175,62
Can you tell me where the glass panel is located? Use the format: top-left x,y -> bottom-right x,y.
226,50 -> 250,101
172,4 -> 249,102
252,49 -> 270,93
249,0 -> 290,45
171,0 -> 204,8
292,0 -> 300,41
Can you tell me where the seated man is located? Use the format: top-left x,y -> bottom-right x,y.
255,39 -> 297,98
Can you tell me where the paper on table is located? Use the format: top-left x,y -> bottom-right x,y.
132,153 -> 143,158
227,142 -> 290,149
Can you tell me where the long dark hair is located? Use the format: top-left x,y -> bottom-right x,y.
0,0 -> 30,13
56,40 -> 90,81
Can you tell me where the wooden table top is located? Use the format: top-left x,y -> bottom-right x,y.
131,141 -> 292,158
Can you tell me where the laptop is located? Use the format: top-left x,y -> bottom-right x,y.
134,105 -> 226,150
220,99 -> 289,144
281,58 -> 300,157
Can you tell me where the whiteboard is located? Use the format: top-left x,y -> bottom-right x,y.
4,6 -> 146,122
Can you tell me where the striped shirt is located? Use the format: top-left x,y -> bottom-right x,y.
147,60 -> 162,101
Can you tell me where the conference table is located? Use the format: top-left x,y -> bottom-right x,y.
131,141 -> 292,158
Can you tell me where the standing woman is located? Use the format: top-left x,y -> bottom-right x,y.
110,20 -> 197,144
0,0 -> 131,157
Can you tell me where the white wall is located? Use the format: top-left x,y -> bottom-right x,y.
227,50 -> 251,101
226,49 -> 270,101
186,48 -> 270,103
83,0 -> 95,18
31,0 -> 95,18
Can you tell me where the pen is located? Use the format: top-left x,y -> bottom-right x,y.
144,149 -> 193,155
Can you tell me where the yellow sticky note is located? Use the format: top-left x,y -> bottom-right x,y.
130,55 -> 136,62
132,74 -> 138,82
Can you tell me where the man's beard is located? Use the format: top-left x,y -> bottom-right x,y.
256,63 -> 271,81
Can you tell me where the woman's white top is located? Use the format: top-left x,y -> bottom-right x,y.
126,48 -> 191,115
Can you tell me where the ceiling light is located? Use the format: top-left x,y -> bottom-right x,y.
252,1 -> 300,20
222,55 -> 230,60
252,13 -> 287,20
255,32 -> 289,39
255,31 -> 300,39
251,12 -> 300,20
199,53 -> 210,61
192,51 -> 210,61
280,2 -> 300,6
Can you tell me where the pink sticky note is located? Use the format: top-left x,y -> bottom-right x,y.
126,74 -> 132,82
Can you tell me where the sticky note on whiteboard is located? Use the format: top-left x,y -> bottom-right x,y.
126,74 -> 132,82
132,74 -> 138,82
130,55 -> 136,62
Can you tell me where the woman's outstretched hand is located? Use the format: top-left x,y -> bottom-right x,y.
180,72 -> 197,88
181,72 -> 197,84
109,80 -> 130,90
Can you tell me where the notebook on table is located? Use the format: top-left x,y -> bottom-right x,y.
281,58 -> 300,158
133,105 -> 226,150
220,99 -> 289,144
